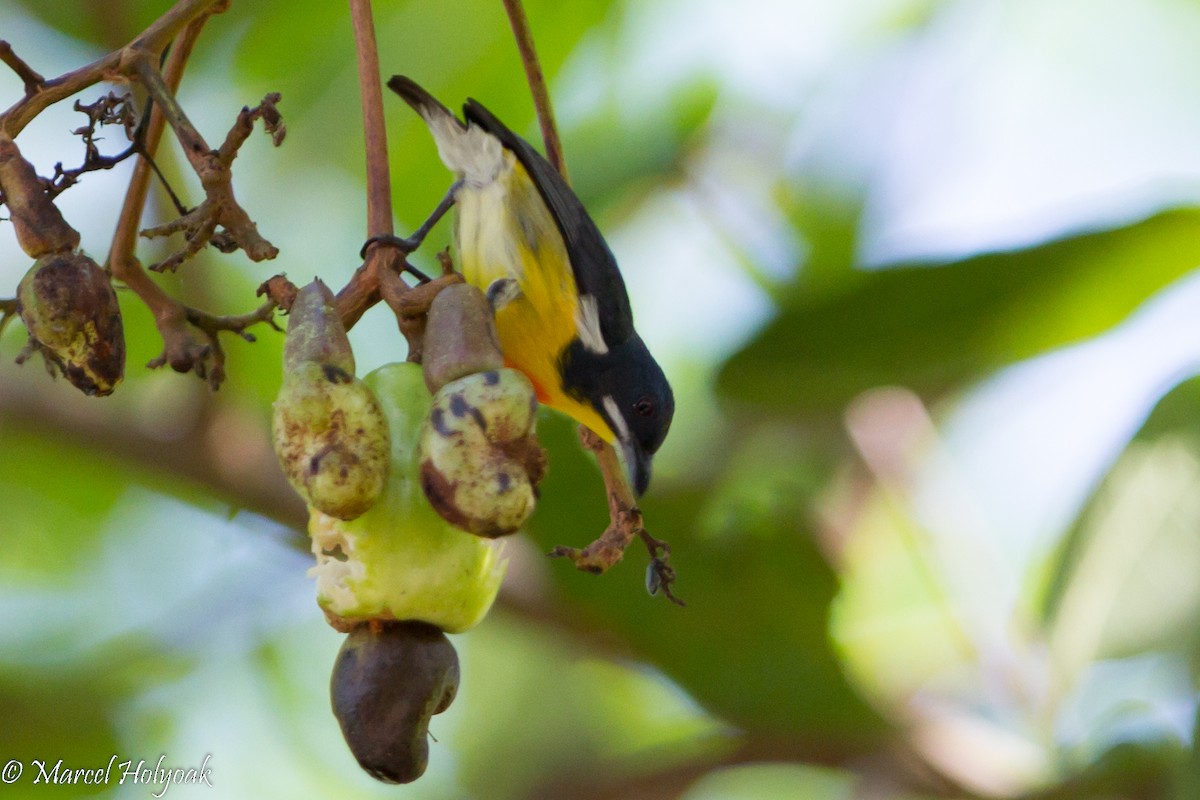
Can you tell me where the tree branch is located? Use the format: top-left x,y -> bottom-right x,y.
501,0 -> 567,179
109,13 -> 207,273
106,11 -> 259,388
337,0 -> 451,353
0,368 -> 305,528
0,0 -> 228,137
528,733 -> 973,800
349,0 -> 393,240
0,40 -> 45,99
130,54 -> 281,271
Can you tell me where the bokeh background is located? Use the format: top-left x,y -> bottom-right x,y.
2,0 -> 1200,797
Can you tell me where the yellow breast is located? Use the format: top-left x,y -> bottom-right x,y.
453,155 -> 614,443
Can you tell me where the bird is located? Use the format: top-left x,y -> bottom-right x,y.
386,75 -> 674,496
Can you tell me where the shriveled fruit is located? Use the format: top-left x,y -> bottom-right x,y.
416,283 -> 544,537
331,621 -> 459,784
16,252 -> 124,396
309,362 -> 505,633
418,368 -> 544,537
273,281 -> 388,520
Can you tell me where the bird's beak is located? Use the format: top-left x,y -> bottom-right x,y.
620,438 -> 652,497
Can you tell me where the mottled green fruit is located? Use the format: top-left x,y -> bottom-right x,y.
418,368 -> 544,538
422,284 -> 503,394
16,252 -> 124,396
331,622 -> 459,784
274,279 -> 387,520
309,362 -> 505,633
273,362 -> 389,520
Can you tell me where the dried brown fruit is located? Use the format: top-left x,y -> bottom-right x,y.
16,252 -> 124,396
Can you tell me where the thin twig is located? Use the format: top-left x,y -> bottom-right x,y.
339,0 -> 453,350
109,15 -> 206,272
500,0 -> 567,179
3,0 -> 271,275
0,41 -> 45,98
105,11 -> 245,386
129,55 -> 209,158
333,264 -> 383,332
129,55 -> 280,271
128,0 -> 230,57
348,0 -> 393,240
0,0 -> 227,137
107,16 -> 201,289
332,0 -> 391,334
160,299 -> 281,388
257,274 -> 299,313
47,92 -> 140,198
142,297 -> 280,390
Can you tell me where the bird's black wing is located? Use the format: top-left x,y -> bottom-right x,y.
463,99 -> 635,345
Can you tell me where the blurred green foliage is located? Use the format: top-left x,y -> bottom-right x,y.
721,210 -> 1200,420
2,0 -> 1200,799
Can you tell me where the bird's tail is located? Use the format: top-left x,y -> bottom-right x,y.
387,75 -> 503,186
388,75 -> 457,126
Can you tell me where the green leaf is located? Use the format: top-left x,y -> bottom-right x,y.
719,210 -> 1200,419
1037,376 -> 1200,650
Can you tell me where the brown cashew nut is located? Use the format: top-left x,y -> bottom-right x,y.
331,621 -> 460,784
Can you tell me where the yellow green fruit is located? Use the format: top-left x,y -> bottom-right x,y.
309,362 -> 505,634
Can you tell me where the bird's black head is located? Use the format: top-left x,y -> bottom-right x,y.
561,334 -> 675,495
592,337 -> 674,496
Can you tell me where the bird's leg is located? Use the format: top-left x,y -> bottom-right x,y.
359,179 -> 462,260
549,425 -> 684,605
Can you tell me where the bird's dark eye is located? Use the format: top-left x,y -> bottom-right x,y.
633,397 -> 655,417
